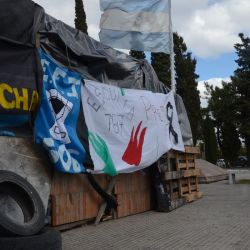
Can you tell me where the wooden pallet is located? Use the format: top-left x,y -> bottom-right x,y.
180,176 -> 203,202
157,146 -> 202,210
158,146 -> 200,172
182,191 -> 203,202
180,177 -> 199,195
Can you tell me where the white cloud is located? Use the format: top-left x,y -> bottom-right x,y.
174,0 -> 250,58
198,77 -> 230,107
34,0 -> 250,59
35,0 -> 75,27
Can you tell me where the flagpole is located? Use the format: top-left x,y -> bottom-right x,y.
169,0 -> 176,92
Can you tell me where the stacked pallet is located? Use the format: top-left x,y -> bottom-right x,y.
158,146 -> 202,211
114,170 -> 153,218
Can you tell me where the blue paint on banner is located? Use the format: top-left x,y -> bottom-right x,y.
35,50 -> 86,173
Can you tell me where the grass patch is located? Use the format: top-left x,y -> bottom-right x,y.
237,179 -> 250,184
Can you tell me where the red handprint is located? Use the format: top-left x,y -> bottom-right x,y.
122,121 -> 147,166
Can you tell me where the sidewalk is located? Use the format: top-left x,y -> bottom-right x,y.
62,176 -> 250,250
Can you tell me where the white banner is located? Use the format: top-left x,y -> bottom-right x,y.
82,80 -> 184,176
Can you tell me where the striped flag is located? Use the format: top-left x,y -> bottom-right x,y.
99,0 -> 171,53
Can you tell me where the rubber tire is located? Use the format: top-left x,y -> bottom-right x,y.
0,170 -> 45,236
0,227 -> 62,250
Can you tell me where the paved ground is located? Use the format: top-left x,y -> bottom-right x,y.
62,173 -> 250,250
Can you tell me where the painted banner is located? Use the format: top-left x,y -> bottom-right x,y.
82,80 -> 184,176
35,51 -> 86,173
99,0 -> 171,53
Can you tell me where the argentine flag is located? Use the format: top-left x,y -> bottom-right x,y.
99,0 -> 171,53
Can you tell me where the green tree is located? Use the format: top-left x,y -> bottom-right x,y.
151,52 -> 171,88
202,114 -> 218,164
221,122 -> 241,165
174,34 -> 201,146
231,33 -> 250,165
75,0 -> 88,34
206,81 -> 241,165
129,50 -> 145,60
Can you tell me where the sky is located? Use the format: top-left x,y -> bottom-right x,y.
34,0 -> 250,106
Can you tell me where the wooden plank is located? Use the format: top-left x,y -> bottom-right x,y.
53,190 -> 103,226
50,173 -> 108,226
116,190 -> 153,218
181,186 -> 189,194
182,191 -> 203,202
164,169 -> 200,180
183,169 -> 200,177
185,146 -> 200,154
114,171 -> 151,194
164,171 -> 181,180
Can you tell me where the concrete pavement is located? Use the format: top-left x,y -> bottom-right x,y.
62,175 -> 250,250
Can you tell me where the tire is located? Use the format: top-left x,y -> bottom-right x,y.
0,170 -> 45,236
0,227 -> 62,250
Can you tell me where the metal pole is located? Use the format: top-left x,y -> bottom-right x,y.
169,0 -> 176,92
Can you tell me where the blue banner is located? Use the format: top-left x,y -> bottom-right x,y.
35,51 -> 86,173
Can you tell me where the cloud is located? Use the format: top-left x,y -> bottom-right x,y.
35,0 -> 75,27
198,77 -> 230,107
174,0 -> 250,58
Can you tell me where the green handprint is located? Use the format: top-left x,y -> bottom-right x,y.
88,131 -> 117,176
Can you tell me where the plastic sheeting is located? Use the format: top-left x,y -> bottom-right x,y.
0,0 -> 43,137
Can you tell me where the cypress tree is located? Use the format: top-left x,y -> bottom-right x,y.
151,52 -> 171,88
231,33 -> 250,166
129,50 -> 146,60
221,122 -> 241,165
207,81 -> 241,165
174,34 -> 201,146
202,115 -> 218,164
75,0 -> 88,34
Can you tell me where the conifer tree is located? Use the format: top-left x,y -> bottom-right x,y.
75,0 -> 88,34
206,81 -> 241,165
202,115 -> 218,164
151,52 -> 171,88
174,33 -> 201,145
231,33 -> 250,166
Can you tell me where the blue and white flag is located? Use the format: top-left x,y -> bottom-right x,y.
35,51 -> 86,173
99,0 -> 171,53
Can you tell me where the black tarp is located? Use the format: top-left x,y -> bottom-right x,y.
0,0 -> 43,136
